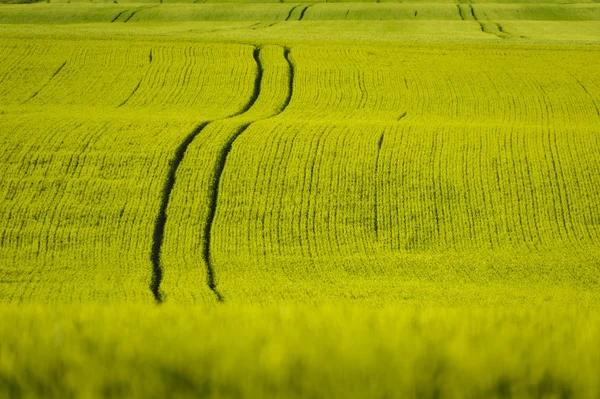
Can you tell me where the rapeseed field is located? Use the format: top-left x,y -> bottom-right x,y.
1,1 -> 599,397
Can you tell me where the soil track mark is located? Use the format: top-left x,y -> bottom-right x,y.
22,62 -> 66,104
152,46 -> 293,303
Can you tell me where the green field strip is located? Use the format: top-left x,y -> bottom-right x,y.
160,45 -> 293,303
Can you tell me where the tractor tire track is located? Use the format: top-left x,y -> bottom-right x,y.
151,46 -> 294,303
111,9 -> 130,23
22,62 -> 66,104
299,5 -> 313,21
204,47 -> 294,302
457,5 -> 466,20
123,5 -> 159,23
374,132 -> 385,239
285,5 -> 301,21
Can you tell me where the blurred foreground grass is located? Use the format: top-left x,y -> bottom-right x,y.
1,305 -> 599,398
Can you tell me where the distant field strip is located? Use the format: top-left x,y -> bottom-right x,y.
2,3 -> 600,23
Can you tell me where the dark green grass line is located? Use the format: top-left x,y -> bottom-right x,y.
469,4 -> 477,20
22,61 -> 66,105
150,47 -> 263,303
123,11 -> 138,23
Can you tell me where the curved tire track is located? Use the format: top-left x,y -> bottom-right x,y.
151,46 -> 294,303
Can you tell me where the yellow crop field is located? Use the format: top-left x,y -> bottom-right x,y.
1,2 -> 600,397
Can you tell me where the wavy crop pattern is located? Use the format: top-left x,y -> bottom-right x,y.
1,5 -> 600,398
0,37 -> 600,307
